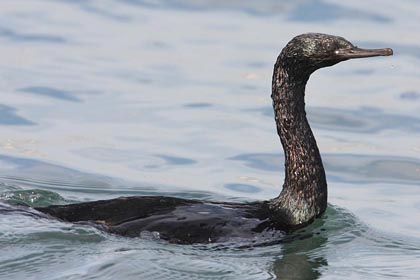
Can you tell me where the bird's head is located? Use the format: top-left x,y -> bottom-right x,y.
279,33 -> 393,76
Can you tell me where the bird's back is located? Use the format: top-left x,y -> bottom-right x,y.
36,196 -> 278,244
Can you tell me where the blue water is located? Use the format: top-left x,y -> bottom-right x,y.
0,1 -> 419,279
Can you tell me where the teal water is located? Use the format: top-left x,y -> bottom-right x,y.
0,1 -> 419,279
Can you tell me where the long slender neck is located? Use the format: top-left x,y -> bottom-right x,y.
269,61 -> 327,228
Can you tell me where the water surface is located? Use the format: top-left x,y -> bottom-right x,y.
0,0 -> 419,279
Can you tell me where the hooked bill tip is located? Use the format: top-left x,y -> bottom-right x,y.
384,48 -> 393,56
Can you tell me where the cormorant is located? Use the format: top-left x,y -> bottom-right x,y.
36,33 -> 393,244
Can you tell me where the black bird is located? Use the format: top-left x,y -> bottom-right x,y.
36,33 -> 393,244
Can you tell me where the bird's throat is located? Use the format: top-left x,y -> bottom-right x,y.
269,65 -> 327,227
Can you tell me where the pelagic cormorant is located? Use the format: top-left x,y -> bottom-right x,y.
36,33 -> 393,244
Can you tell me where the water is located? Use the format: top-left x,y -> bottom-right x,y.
0,0 -> 419,279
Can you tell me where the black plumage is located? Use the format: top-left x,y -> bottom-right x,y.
36,33 -> 392,244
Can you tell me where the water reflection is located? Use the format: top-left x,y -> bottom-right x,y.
0,0 -> 418,278
400,91 -> 420,100
183,102 -> 213,108
271,205 -> 372,279
73,148 -> 197,170
0,26 -> 65,43
269,206 -> 356,279
271,219 -> 326,279
324,155 -> 420,183
0,154 -> 217,202
19,86 -> 82,102
230,153 -> 420,184
0,105 -> 34,126
272,239 -> 327,280
224,183 -> 261,194
255,106 -> 420,133
309,107 -> 420,133
288,0 -> 390,22
121,0 -> 390,23
156,154 -> 196,165
122,0 -> 294,15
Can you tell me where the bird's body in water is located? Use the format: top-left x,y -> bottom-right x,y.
35,33 -> 392,244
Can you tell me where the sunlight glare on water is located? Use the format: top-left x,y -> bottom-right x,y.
0,0 -> 419,279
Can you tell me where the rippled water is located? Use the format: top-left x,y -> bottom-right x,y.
0,1 -> 419,279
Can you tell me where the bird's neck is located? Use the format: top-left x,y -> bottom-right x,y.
269,64 -> 327,228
